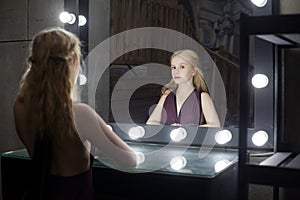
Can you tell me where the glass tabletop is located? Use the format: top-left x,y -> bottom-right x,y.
1,142 -> 238,178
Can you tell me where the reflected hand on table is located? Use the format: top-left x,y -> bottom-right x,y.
171,123 -> 182,126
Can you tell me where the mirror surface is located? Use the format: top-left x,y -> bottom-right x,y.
86,0 -> 258,127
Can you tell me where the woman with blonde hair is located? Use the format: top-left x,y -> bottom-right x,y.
147,49 -> 220,127
13,27 -> 137,200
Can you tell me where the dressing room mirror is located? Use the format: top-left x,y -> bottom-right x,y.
83,0 -> 257,128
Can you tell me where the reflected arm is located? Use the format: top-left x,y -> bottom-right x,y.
146,94 -> 167,125
200,92 -> 221,127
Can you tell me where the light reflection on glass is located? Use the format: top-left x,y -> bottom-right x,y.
214,160 -> 230,173
170,156 -> 187,170
128,126 -> 145,140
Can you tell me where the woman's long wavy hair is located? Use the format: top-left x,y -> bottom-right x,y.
162,49 -> 208,95
16,27 -> 81,140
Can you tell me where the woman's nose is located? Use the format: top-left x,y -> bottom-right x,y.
174,68 -> 180,73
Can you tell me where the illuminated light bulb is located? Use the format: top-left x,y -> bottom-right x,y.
135,152 -> 145,165
59,12 -> 71,23
214,160 -> 230,173
78,15 -> 87,26
250,0 -> 267,7
170,156 -> 187,170
252,74 -> 269,88
128,126 -> 145,140
215,130 -> 232,145
59,11 -> 76,24
106,124 -> 113,131
79,74 -> 87,85
170,127 -> 187,142
252,130 -> 269,146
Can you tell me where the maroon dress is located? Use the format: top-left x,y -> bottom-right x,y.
161,89 -> 206,125
23,135 -> 94,200
47,167 -> 94,200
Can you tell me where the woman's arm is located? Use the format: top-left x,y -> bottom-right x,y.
200,92 -> 221,127
73,103 -> 137,167
13,101 -> 35,158
146,94 -> 167,125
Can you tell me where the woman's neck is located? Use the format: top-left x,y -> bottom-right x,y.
176,83 -> 195,95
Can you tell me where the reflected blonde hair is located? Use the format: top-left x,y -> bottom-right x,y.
16,27 -> 81,139
162,49 -> 208,95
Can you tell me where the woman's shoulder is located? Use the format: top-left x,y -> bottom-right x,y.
73,103 -> 95,115
200,92 -> 212,102
72,103 -> 101,128
194,89 -> 208,97
199,91 -> 209,95
196,89 -> 209,96
73,102 -> 92,109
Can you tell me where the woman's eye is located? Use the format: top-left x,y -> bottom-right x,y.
180,65 -> 185,69
171,66 -> 176,70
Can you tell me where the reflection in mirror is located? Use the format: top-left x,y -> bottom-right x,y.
91,0 -> 258,127
146,49 -> 222,127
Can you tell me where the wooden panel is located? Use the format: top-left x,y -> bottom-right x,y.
110,0 -> 191,65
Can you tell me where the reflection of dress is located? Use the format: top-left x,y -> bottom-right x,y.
161,89 -> 206,125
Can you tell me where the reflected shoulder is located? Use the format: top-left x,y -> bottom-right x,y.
201,92 -> 211,99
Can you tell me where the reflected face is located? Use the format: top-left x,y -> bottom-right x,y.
171,55 -> 196,85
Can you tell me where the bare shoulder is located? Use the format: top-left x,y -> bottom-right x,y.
158,94 -> 168,105
73,103 -> 94,113
201,92 -> 212,100
72,103 -> 99,120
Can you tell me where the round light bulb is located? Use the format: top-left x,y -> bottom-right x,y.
252,74 -> 269,88
79,74 -> 87,85
78,15 -> 87,26
59,12 -> 76,24
250,0 -> 267,7
214,160 -> 230,173
59,12 -> 71,23
135,152 -> 145,165
170,156 -> 187,171
215,130 -> 232,145
68,13 -> 76,24
128,126 -> 145,140
252,130 -> 269,146
170,127 -> 187,142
